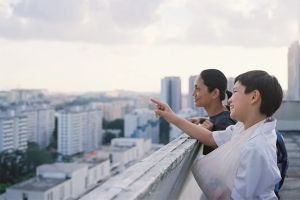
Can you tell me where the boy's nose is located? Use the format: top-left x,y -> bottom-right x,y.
228,97 -> 232,105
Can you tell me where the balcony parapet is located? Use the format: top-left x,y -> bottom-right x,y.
80,134 -> 201,200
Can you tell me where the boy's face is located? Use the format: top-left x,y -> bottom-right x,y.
228,81 -> 253,122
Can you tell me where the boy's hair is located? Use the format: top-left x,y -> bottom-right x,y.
235,70 -> 283,117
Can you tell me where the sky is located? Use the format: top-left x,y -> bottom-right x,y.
0,0 -> 299,93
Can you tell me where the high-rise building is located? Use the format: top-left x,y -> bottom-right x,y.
161,77 -> 182,114
188,76 -> 207,117
0,111 -> 27,151
57,105 -> 102,156
287,41 -> 300,100
124,109 -> 160,143
227,77 -> 235,93
15,104 -> 55,148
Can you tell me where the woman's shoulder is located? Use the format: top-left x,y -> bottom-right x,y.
211,111 -> 237,131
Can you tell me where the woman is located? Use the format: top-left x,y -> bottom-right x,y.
188,69 -> 236,154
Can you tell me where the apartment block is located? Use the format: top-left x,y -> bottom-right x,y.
124,109 -> 159,143
0,111 -> 27,151
6,159 -> 110,200
57,105 -> 102,156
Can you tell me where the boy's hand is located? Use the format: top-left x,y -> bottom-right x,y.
151,99 -> 175,123
201,119 -> 214,131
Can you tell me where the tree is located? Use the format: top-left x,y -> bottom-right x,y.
102,118 -> 124,137
102,132 -> 116,144
0,142 -> 56,194
47,117 -> 58,150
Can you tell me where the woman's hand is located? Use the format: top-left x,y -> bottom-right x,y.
201,119 -> 214,131
151,99 -> 176,123
188,117 -> 207,125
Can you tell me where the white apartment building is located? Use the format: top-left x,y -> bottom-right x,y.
0,111 -> 27,152
15,104 -> 55,148
6,159 -> 110,200
99,138 -> 151,167
58,105 -> 102,156
161,77 -> 182,114
170,108 -> 198,142
98,100 -> 135,121
0,91 -> 9,103
8,89 -> 47,103
124,109 -> 160,143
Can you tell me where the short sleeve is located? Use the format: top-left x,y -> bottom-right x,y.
212,124 -> 235,147
231,146 -> 280,200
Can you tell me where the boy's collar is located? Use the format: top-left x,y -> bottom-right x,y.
249,117 -> 276,139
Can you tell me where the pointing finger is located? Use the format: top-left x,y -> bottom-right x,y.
151,99 -> 165,106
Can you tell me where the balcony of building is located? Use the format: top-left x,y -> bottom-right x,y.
80,101 -> 300,200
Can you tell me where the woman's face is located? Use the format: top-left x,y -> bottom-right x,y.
192,76 -> 216,107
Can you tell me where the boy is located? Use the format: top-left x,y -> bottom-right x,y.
151,70 -> 282,199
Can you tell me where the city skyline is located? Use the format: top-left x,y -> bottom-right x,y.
0,0 -> 298,93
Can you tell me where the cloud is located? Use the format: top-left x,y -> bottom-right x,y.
0,0 -> 299,47
174,0 -> 300,47
0,0 -> 163,44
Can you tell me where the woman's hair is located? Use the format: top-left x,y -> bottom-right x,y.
200,69 -> 231,101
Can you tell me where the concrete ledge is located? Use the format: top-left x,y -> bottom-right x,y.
80,134 -> 200,200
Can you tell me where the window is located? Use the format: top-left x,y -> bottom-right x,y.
94,169 -> 97,180
47,192 -> 53,200
85,176 -> 88,188
60,186 -> 64,200
22,193 -> 28,200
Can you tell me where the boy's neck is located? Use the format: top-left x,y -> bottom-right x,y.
243,113 -> 268,130
205,102 -> 228,117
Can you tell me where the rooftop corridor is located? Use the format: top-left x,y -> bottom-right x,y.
279,132 -> 300,199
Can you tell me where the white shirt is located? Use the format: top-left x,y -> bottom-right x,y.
212,118 -> 281,200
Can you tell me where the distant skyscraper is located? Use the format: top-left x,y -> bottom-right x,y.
188,75 -> 207,117
287,41 -> 300,100
161,77 -> 182,113
227,77 -> 235,93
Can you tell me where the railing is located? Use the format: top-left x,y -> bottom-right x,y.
80,134 -> 203,200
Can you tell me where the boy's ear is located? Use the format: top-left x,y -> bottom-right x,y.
250,90 -> 260,104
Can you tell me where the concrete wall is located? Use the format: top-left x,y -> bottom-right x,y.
6,189 -> 44,200
273,101 -> 300,131
80,134 -> 201,200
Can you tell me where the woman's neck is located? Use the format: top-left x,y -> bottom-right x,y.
205,102 -> 228,117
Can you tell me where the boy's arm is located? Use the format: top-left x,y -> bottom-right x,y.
172,115 -> 218,148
